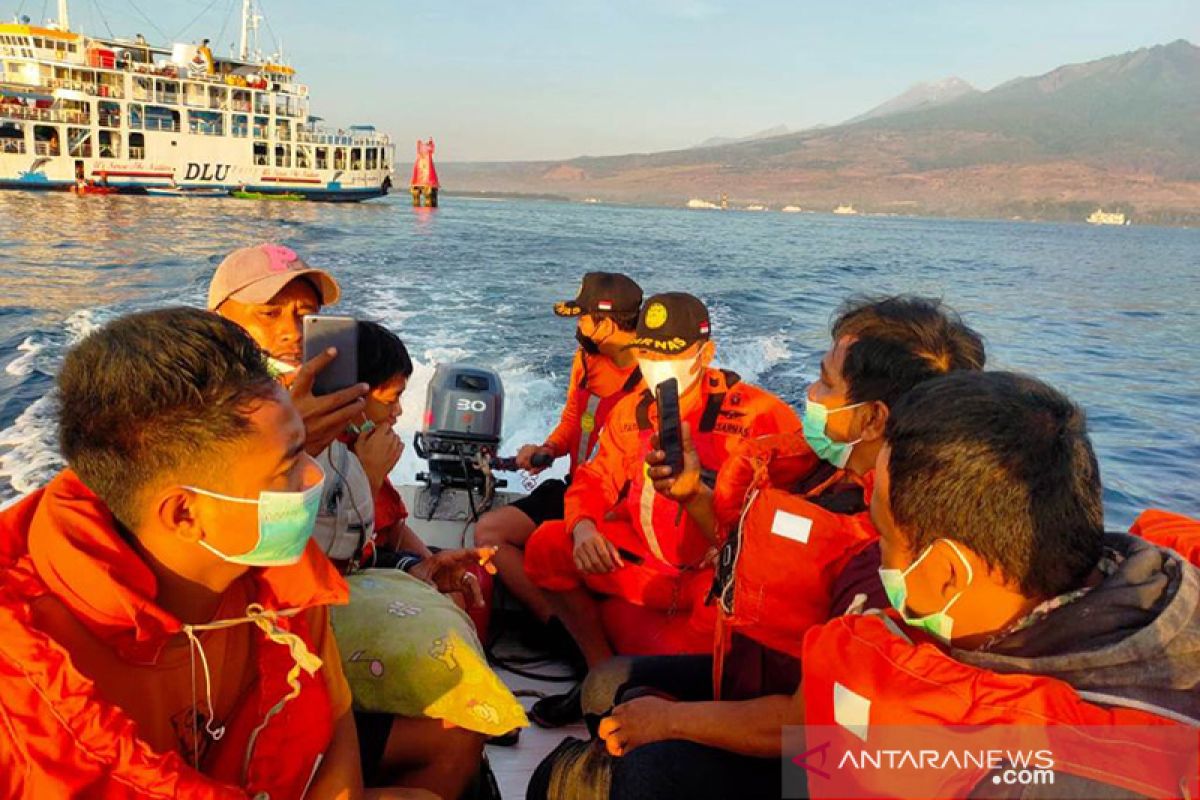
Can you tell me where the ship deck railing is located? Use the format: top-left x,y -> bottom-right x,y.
0,105 -> 88,125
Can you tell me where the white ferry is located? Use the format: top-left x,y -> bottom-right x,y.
1087,208 -> 1130,226
0,1 -> 394,201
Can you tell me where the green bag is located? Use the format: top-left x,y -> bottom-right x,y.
331,569 -> 528,736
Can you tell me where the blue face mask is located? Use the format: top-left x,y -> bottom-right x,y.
802,397 -> 865,468
878,539 -> 974,643
188,463 -> 325,567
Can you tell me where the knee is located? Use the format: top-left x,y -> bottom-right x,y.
581,656 -> 636,718
472,512 -> 505,548
440,725 -> 485,770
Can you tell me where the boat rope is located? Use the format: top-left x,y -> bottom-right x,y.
173,0 -> 223,45
88,0 -> 115,38
125,0 -> 170,43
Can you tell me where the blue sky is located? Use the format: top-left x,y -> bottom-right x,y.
33,0 -> 1199,161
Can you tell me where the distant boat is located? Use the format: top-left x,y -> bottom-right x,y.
745,204 -> 767,211
145,186 -> 226,197
1087,208 -> 1129,226
583,197 -> 600,204
686,198 -> 719,209
781,205 -> 802,213
833,204 -> 858,215
231,189 -> 304,201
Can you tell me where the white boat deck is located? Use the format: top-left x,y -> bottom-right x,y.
488,666 -> 586,798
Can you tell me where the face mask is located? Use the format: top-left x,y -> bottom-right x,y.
188,466 -> 325,567
266,357 -> 297,378
348,420 -> 376,436
802,397 -> 866,468
878,539 -> 974,643
638,352 -> 704,396
575,328 -> 601,355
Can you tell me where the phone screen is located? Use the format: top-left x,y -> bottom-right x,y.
302,315 -> 359,396
656,378 -> 684,473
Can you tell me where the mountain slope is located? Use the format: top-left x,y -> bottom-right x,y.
845,77 -> 978,124
442,41 -> 1200,224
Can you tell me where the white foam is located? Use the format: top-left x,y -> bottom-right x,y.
4,338 -> 44,377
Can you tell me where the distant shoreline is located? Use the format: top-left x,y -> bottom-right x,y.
430,190 -> 1198,229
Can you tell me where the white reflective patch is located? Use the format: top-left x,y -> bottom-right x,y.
834,682 -> 871,742
770,509 -> 813,544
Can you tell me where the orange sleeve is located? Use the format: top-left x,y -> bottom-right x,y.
563,397 -> 636,533
1130,509 -> 1200,567
543,351 -> 585,458
308,606 -> 353,718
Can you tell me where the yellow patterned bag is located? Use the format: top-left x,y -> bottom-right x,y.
331,569 -> 528,736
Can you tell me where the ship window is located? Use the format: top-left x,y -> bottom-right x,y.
350,147 -> 362,171
333,147 -> 345,170
253,141 -> 268,165
128,104 -> 143,129
315,147 -> 328,170
274,143 -> 290,167
253,115 -> 269,138
132,76 -> 151,101
208,85 -> 226,110
97,129 -> 120,159
129,132 -> 144,160
231,89 -> 250,112
189,110 -> 223,136
155,80 -> 180,105
231,114 -> 248,138
184,81 -> 206,108
145,106 -> 179,132
0,122 -> 24,155
275,119 -> 291,141
99,101 -> 120,129
67,126 -> 92,157
254,92 -> 270,115
34,124 -> 60,156
365,148 -> 378,170
295,145 -> 311,169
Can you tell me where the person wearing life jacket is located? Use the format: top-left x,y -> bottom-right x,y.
523,292 -> 801,727
474,272 -> 644,646
0,308 -> 376,798
529,297 -> 986,798
211,248 -> 490,799
604,371 -> 1200,799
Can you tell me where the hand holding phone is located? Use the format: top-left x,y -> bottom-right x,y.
303,315 -> 358,396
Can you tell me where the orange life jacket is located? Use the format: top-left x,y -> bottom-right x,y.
710,431 -> 877,698
1132,508 -> 1200,564
801,612 -> 1199,797
565,369 -> 802,570
0,471 -> 349,798
544,350 -> 642,477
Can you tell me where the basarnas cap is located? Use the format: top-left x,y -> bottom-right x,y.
207,243 -> 341,311
554,272 -> 643,318
625,292 -> 711,354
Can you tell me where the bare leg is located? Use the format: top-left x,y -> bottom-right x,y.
374,716 -> 485,800
473,506 -> 554,623
544,586 -> 614,668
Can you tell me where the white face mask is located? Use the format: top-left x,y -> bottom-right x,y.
638,352 -> 704,396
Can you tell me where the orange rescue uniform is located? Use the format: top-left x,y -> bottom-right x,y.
542,349 -> 642,477
525,369 -> 800,653
0,471 -> 351,798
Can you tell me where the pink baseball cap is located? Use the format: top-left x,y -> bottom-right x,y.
207,243 -> 341,311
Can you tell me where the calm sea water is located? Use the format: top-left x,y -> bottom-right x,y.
1,193 -> 1197,526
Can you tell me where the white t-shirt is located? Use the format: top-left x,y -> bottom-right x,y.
313,440 -> 376,562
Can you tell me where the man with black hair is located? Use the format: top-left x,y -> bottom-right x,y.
531,296 -> 986,797
0,308 -> 374,796
792,371 -> 1199,798
474,272 -> 645,643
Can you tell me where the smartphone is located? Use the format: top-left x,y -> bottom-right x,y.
656,377 -> 685,474
303,315 -> 358,396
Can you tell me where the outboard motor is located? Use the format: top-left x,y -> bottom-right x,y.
413,364 -> 506,517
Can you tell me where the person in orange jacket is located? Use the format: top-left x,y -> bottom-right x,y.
475,272 -> 644,646
596,371 -> 1200,799
524,292 -> 800,726
0,308 -> 395,798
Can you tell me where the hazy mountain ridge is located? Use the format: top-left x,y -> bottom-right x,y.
442,40 -> 1200,224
